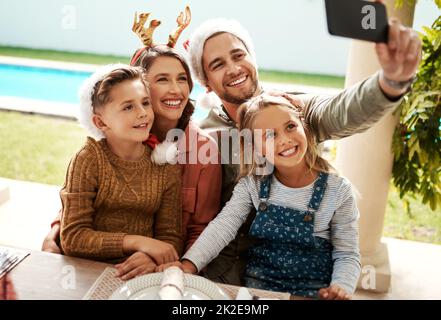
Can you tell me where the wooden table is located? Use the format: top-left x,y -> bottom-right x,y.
2,245 -> 298,300
3,246 -> 110,300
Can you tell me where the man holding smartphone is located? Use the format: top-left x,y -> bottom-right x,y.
180,7 -> 421,299
41,1 -> 421,300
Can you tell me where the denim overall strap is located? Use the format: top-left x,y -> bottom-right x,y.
246,171 -> 333,298
307,172 -> 329,212
259,175 -> 272,200
258,175 -> 272,212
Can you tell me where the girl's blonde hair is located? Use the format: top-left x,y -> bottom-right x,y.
237,93 -> 335,179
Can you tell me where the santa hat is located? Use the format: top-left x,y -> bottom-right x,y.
187,18 -> 257,109
77,63 -> 128,140
77,63 -> 179,165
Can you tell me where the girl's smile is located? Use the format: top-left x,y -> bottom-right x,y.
278,145 -> 299,158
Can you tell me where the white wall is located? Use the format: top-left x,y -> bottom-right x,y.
0,0 -> 438,76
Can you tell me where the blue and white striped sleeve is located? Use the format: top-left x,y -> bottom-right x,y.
182,177 -> 254,272
330,178 -> 361,294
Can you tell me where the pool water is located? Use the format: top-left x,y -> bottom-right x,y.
0,63 -> 209,121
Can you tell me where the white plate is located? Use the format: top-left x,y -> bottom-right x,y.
109,272 -> 230,300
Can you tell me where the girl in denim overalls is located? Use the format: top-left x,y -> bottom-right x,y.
182,93 -> 361,299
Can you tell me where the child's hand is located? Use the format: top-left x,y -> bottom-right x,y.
123,235 -> 179,265
155,260 -> 198,274
42,237 -> 61,254
155,261 -> 184,273
181,259 -> 198,274
266,90 -> 305,109
115,252 -> 157,281
138,237 -> 179,265
318,284 -> 352,300
41,223 -> 61,254
0,275 -> 17,300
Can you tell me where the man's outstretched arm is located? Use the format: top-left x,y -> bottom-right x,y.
302,18 -> 421,142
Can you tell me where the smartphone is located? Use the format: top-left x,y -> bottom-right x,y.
325,0 -> 389,43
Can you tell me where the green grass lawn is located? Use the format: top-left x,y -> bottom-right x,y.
259,70 -> 344,88
385,187 -> 441,244
0,46 -> 345,89
0,111 -> 87,186
0,111 -> 439,244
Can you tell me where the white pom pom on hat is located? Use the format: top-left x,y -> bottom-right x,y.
77,63 -> 180,166
151,141 -> 179,165
196,91 -> 223,110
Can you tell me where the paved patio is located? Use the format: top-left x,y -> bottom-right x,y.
0,177 -> 440,300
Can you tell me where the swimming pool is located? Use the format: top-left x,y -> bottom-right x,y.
0,63 -> 209,121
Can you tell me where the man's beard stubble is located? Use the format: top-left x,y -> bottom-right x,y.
219,77 -> 259,106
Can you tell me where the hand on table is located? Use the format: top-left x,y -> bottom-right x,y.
156,259 -> 198,274
41,223 -> 61,254
0,275 -> 17,300
124,235 -> 179,265
318,284 -> 352,300
155,261 -> 183,273
115,252 -> 157,281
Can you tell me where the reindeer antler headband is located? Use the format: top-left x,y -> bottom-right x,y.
131,6 -> 191,65
167,6 -> 191,48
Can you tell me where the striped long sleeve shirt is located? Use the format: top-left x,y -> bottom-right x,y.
183,173 -> 361,294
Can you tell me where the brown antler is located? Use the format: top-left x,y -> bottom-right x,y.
167,6 -> 191,48
132,11 -> 161,47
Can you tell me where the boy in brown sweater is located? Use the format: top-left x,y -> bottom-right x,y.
60,64 -> 183,277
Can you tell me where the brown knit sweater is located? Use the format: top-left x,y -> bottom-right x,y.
60,137 -> 183,261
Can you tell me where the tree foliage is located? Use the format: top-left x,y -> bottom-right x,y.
392,9 -> 441,210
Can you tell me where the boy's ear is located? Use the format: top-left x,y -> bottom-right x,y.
92,114 -> 108,132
